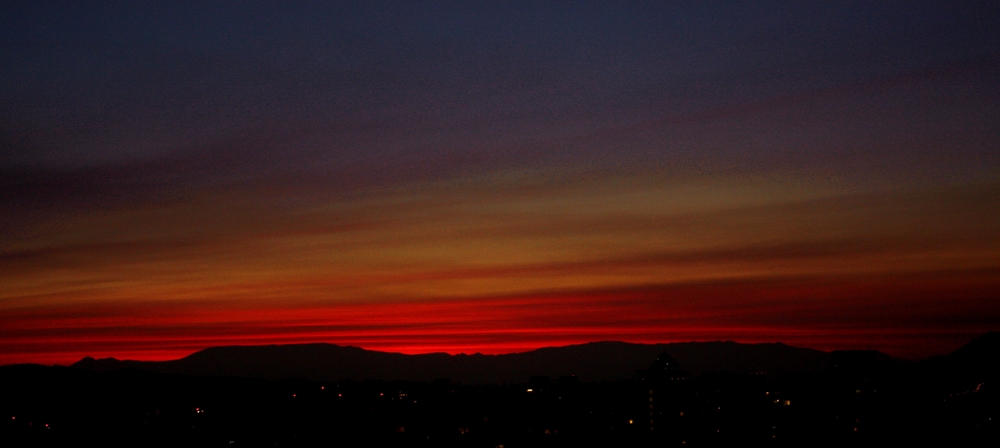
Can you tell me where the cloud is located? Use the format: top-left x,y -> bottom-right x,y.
2,269 -> 997,364
1,2 -> 997,365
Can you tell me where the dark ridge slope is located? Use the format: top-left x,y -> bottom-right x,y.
72,340 -> 831,383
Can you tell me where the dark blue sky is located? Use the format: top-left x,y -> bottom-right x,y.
3,1 -> 995,171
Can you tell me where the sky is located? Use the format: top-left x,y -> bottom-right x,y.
2,1 -> 998,365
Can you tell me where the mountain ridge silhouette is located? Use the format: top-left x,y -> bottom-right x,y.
72,340 -> 836,383
68,333 -> 998,384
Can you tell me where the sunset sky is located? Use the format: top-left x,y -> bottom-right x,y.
2,2 -> 998,365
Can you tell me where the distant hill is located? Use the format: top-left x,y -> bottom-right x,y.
921,331 -> 1000,386
947,331 -> 999,368
72,340 -> 831,384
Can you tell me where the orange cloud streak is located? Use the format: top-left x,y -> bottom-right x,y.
3,175 -> 998,365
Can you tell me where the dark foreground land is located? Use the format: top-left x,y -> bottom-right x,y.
2,334 -> 997,447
